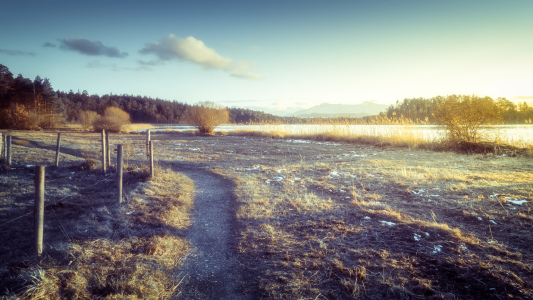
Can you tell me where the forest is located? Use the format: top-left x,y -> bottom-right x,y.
385,95 -> 533,125
1,63 -> 532,129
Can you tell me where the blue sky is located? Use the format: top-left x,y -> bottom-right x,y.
1,0 -> 532,114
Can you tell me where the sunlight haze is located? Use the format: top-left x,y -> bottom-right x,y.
1,0 -> 532,114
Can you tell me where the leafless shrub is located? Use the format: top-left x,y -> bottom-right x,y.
92,107 -> 131,133
78,110 -> 99,130
183,101 -> 229,135
434,95 -> 502,143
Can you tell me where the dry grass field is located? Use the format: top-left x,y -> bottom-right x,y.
0,130 -> 194,299
1,129 -> 532,299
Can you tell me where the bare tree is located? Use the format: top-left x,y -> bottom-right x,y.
183,102 -> 229,134
434,95 -> 502,143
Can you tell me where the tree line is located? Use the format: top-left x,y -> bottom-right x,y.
385,95 -> 533,124
0,64 -> 294,129
2,63 -> 532,130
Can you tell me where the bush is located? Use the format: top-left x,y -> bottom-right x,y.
92,107 -> 131,133
78,110 -> 99,130
183,102 -> 229,134
434,95 -> 502,143
0,103 -> 42,130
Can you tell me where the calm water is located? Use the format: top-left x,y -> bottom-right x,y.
147,124 -> 533,145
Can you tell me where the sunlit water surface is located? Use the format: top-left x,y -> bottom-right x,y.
145,124 -> 533,146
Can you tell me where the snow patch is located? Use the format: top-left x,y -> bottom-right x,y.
414,234 -> 421,241
506,198 -> 528,205
433,245 -> 443,254
380,221 -> 396,226
411,190 -> 425,195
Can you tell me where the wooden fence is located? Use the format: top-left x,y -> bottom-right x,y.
0,130 -> 156,256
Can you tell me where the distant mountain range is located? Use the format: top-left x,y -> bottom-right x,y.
288,102 -> 389,118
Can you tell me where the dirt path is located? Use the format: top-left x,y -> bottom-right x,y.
173,167 -> 253,300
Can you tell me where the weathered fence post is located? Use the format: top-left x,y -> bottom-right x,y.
6,135 -> 12,166
55,133 -> 61,167
146,130 -> 151,159
35,166 -> 45,256
117,145 -> 123,203
0,133 -> 4,160
106,131 -> 111,167
149,141 -> 154,177
101,130 -> 107,174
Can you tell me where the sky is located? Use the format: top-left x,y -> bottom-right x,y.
1,0 -> 532,114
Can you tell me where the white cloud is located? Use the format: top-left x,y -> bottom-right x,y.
140,35 -> 231,69
140,34 -> 261,79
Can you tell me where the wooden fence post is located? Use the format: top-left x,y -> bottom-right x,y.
101,130 -> 107,174
117,145 -> 123,203
149,141 -> 154,177
106,131 -> 111,168
6,135 -> 12,166
0,133 -> 4,160
35,166 -> 45,256
55,133 -> 61,167
146,130 -> 151,159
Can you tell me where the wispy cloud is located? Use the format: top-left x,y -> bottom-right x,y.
0,49 -> 36,56
58,38 -> 128,58
43,42 -> 56,48
140,34 -> 261,79
231,73 -> 262,80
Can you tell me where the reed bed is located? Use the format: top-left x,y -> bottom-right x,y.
230,117 -> 533,151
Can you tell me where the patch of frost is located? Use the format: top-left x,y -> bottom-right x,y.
433,245 -> 442,254
380,221 -> 396,226
364,216 -> 371,220
414,234 -> 421,241
477,217 -> 483,221
412,190 -> 425,195
506,198 -> 528,205
490,220 -> 497,225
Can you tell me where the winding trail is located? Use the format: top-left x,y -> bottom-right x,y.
173,168 -> 252,300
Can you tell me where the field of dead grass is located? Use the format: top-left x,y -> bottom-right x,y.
1,129 -> 532,299
0,130 -> 194,299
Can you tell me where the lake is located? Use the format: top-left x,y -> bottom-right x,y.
144,124 -> 533,146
